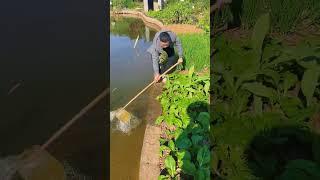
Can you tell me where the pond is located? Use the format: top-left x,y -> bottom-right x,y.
0,0 -> 107,178
110,16 -> 159,179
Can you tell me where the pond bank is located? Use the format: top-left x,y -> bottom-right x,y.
111,10 -> 204,34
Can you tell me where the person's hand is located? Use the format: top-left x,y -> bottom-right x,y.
178,57 -> 183,64
154,73 -> 161,82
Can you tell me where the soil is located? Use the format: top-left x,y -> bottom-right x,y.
163,24 -> 204,34
179,67 -> 209,76
222,23 -> 320,46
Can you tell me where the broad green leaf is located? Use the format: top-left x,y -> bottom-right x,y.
282,72 -> 298,94
297,58 -> 320,69
165,117 -> 174,126
235,71 -> 257,90
279,96 -> 302,117
172,118 -> 183,128
174,128 -> 183,140
196,167 -> 211,180
191,135 -> 203,146
197,146 -> 210,167
254,95 -> 262,114
262,43 -> 281,64
160,138 -> 166,145
181,160 -> 196,176
160,145 -> 170,152
177,150 -> 191,162
284,41 -> 320,59
301,68 -> 320,106
165,156 -> 176,177
251,13 -> 270,54
242,82 -> 277,101
266,53 -> 295,68
168,140 -> 175,151
262,69 -> 281,86
191,124 -> 205,135
197,112 -> 210,132
176,135 -> 192,149
158,175 -> 170,180
181,115 -> 191,128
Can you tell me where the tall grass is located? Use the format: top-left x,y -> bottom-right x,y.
179,33 -> 210,71
240,0 -> 320,33
269,0 -> 304,33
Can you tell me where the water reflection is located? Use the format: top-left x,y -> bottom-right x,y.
110,17 -> 159,180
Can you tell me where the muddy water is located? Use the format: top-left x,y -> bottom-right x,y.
0,0 -> 107,179
110,17 -> 162,179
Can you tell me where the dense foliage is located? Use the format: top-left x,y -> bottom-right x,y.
213,0 -> 320,34
211,13 -> 320,179
111,0 -> 141,9
155,68 -> 211,179
147,0 -> 210,32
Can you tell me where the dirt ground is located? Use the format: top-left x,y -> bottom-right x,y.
222,23 -> 320,46
163,24 -> 204,34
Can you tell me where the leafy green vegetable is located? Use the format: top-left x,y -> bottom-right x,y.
169,140 -> 176,151
251,13 -> 270,54
176,135 -> 192,149
197,146 -> 211,167
242,82 -> 277,101
301,68 -> 320,106
165,156 -> 176,177
197,112 -> 210,132
196,167 -> 211,180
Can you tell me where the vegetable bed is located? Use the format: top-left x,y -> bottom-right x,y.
155,67 -> 211,179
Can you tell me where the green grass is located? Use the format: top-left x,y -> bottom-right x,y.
179,33 -> 210,71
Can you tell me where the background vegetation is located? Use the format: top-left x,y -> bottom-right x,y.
211,11 -> 320,179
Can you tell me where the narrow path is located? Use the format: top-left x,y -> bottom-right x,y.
163,24 -> 204,34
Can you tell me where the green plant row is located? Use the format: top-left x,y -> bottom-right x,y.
179,33 -> 210,71
211,13 -> 320,179
155,68 -> 211,179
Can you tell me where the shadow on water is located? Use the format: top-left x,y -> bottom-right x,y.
244,124 -> 320,179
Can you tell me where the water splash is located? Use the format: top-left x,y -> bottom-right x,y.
110,110 -> 143,134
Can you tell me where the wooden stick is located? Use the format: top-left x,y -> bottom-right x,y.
120,60 -> 182,111
41,88 -> 109,150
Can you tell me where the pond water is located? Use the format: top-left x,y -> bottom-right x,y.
110,17 -> 159,179
0,0 -> 107,178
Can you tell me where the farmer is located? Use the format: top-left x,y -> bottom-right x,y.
147,30 -> 183,83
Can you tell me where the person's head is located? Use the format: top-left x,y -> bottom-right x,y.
159,32 -> 171,48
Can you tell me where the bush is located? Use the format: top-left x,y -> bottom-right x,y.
147,1 -> 195,24
111,0 -> 135,9
147,0 -> 210,32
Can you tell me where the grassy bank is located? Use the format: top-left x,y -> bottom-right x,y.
179,33 -> 210,71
